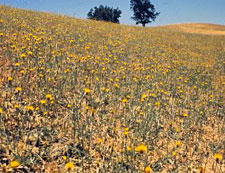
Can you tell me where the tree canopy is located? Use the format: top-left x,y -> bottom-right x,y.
130,0 -> 160,27
87,5 -> 122,23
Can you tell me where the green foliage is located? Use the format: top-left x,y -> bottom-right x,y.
87,5 -> 122,23
130,0 -> 160,27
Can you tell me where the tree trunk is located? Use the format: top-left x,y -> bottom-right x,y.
142,23 -> 145,27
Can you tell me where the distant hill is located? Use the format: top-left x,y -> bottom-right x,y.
156,23 -> 225,35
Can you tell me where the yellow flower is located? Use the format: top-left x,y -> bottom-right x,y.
0,108 -> 2,114
65,162 -> 74,171
62,156 -> 67,160
145,166 -> 151,173
183,113 -> 188,117
67,104 -> 72,108
10,160 -> 19,169
14,62 -> 20,67
65,69 -> 70,73
20,70 -> 25,74
114,83 -> 119,88
135,144 -> 147,153
97,138 -> 103,144
105,88 -> 110,92
14,104 -> 20,109
25,106 -> 34,111
172,151 -> 176,156
8,77 -> 13,81
151,93 -> 156,97
97,138 -> 103,143
155,101 -> 160,107
16,87 -> 22,92
141,93 -> 147,102
40,100 -> 46,104
176,141 -> 181,147
28,51 -> 33,55
122,98 -> 128,103
124,127 -> 128,135
84,88 -> 91,93
46,94 -> 53,100
21,53 -> 26,58
214,153 -> 222,161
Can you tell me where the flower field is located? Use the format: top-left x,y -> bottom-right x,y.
0,5 -> 224,172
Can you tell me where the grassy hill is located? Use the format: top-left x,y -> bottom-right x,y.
0,5 -> 224,172
157,23 -> 225,35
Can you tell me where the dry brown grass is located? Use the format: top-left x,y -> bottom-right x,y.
158,23 -> 225,35
0,5 -> 224,172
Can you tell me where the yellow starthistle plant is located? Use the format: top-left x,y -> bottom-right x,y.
25,106 -> 34,111
176,141 -> 181,147
65,162 -> 74,171
10,160 -> 19,169
122,98 -> 128,103
135,144 -> 147,153
214,153 -> 222,162
124,127 -> 128,135
40,100 -> 47,104
145,166 -> 151,173
8,77 -> 13,81
84,88 -> 91,93
46,94 -> 53,100
141,93 -> 147,102
15,87 -> 22,92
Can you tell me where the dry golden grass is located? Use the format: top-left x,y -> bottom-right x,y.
0,5 -> 224,172
158,23 -> 225,35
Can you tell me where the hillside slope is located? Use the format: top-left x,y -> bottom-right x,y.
157,23 -> 225,35
0,5 -> 224,172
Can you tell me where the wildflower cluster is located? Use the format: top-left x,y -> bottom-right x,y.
0,5 -> 224,172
